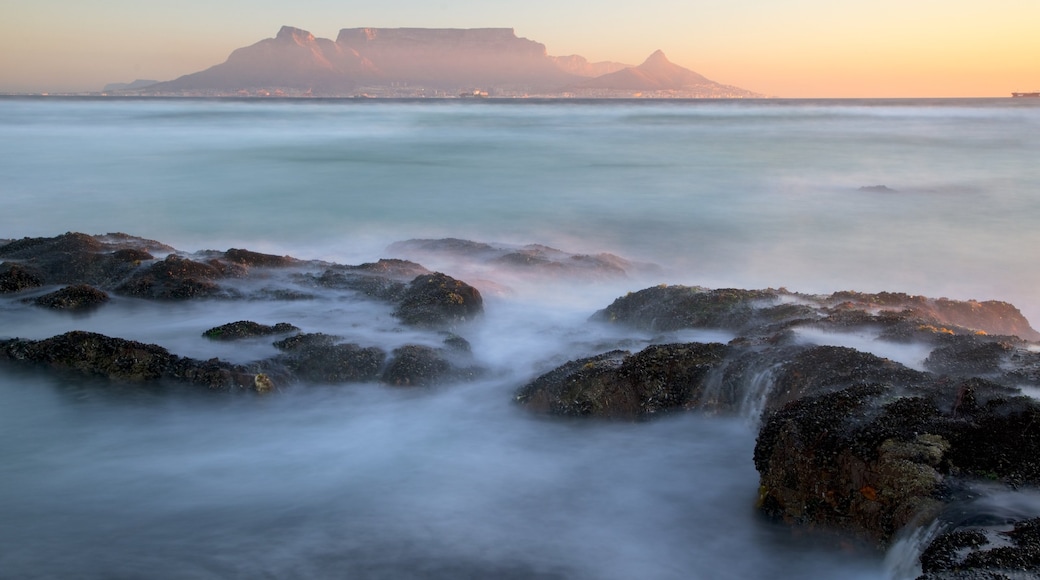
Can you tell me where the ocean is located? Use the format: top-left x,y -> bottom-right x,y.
1,96 -> 1039,579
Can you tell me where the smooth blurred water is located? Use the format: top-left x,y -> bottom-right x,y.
2,97 -> 1039,319
2,96 -> 1039,579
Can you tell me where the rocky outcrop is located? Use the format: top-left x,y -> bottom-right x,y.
919,517 -> 1040,578
394,272 -> 483,329
0,331 -> 259,390
0,263 -> 44,293
387,238 -> 662,281
515,342 -> 730,419
32,284 -> 109,310
271,333 -> 386,384
202,321 -> 300,340
754,377 -> 1040,548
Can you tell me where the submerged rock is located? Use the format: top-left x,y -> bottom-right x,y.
202,321 -> 300,340
381,344 -> 456,387
32,284 -> 110,310
272,333 -> 386,383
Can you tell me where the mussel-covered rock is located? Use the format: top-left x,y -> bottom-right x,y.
394,272 -> 483,329
754,375 -> 1040,547
32,284 -> 110,310
0,232 -> 168,287
115,254 -> 226,299
592,286 -> 781,332
515,342 -> 730,419
381,344 -> 456,387
202,321 -> 300,340
0,330 -> 256,389
0,263 -> 45,293
272,333 -> 386,383
918,517 -> 1040,579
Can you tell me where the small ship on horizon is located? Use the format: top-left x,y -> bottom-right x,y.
1011,91 -> 1040,97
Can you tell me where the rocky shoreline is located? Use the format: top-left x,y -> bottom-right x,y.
3,232 -> 1039,577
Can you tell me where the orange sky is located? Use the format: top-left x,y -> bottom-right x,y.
1,0 -> 1037,97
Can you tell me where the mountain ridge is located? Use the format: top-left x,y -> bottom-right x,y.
133,26 -> 762,98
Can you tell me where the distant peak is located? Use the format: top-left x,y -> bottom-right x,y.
276,26 -> 315,43
641,50 -> 670,66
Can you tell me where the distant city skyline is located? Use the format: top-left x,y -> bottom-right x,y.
1,0 -> 1037,97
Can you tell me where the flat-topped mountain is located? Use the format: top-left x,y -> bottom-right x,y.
139,26 -> 762,98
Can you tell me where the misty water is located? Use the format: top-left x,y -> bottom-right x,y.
2,97 -> 1040,579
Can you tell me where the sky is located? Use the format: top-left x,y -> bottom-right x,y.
1,0 -> 1037,97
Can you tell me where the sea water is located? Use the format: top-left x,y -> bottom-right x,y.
2,97 -> 1039,579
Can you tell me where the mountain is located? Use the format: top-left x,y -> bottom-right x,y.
140,26 -> 761,98
572,50 -> 761,97
103,79 -> 159,92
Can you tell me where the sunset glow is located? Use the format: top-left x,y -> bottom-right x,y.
1,0 -> 1037,97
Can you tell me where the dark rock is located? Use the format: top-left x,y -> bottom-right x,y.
754,370 -> 1040,548
272,332 -> 340,351
0,263 -> 45,293
0,232 -> 170,288
943,394 -> 1040,486
515,342 -> 730,419
591,285 -> 780,332
110,248 -> 154,263
381,345 -> 455,387
273,333 -> 386,383
202,321 -> 300,340
919,517 -> 1040,579
33,284 -> 110,310
115,254 -> 226,299
754,384 -> 950,547
394,272 -> 483,329
767,345 -> 931,411
0,330 -> 256,390
924,336 -> 1016,376
224,248 -> 297,268
313,268 -> 409,301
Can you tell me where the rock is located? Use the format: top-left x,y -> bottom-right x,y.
766,345 -> 930,411
0,232 -> 170,287
394,272 -> 483,329
115,254 -> 226,299
0,330 -> 255,389
381,344 -> 455,387
387,238 -> 662,280
515,342 -> 730,419
202,321 -> 300,340
0,263 -> 45,293
823,291 -> 1040,342
273,333 -> 386,383
754,373 -> 1040,548
32,284 -> 110,310
591,285 -> 782,332
224,248 -> 297,268
754,384 -> 949,547
919,517 -> 1040,578
923,335 -> 1017,377
254,373 -> 275,393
